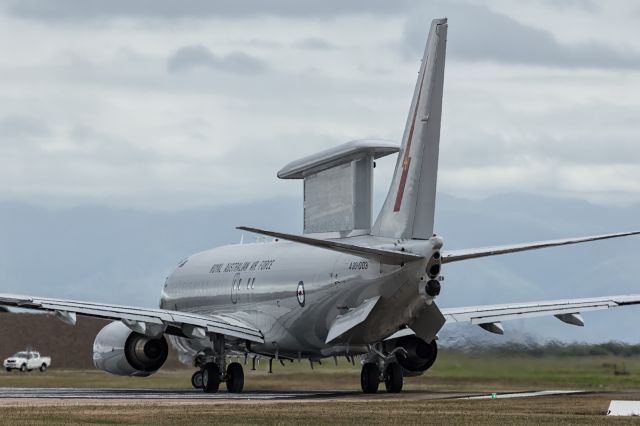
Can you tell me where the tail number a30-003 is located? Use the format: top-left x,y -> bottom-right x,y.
348,261 -> 368,270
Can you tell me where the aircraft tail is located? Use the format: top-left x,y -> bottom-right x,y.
372,18 -> 447,240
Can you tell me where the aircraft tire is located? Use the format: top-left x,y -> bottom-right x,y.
360,363 -> 380,394
226,362 -> 244,393
202,363 -> 220,393
384,363 -> 403,393
191,370 -> 203,389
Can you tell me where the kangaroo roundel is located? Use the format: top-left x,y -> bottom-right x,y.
296,281 -> 305,307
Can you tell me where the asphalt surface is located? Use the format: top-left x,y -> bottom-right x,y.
0,387 -> 589,401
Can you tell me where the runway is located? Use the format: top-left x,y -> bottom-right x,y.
0,387 -> 353,401
0,387 -> 590,402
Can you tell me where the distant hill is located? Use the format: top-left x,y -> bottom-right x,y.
0,193 -> 639,343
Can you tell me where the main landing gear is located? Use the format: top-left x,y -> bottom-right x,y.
191,362 -> 245,393
360,362 -> 404,394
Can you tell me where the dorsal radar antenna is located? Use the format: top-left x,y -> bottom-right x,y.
277,140 -> 399,235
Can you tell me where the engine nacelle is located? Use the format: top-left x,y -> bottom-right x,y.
93,321 -> 168,377
393,336 -> 438,373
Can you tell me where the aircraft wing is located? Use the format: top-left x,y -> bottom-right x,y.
442,231 -> 640,263
441,294 -> 640,334
0,293 -> 264,343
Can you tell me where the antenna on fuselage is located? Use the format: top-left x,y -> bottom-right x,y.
277,140 -> 399,234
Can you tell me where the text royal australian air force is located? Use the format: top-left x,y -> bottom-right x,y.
209,259 -> 277,274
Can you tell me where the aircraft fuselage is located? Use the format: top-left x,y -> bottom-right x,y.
160,235 -> 438,359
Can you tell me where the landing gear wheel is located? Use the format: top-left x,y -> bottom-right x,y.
360,362 -> 380,394
191,370 -> 204,389
19,364 -> 26,372
202,363 -> 220,393
226,362 -> 244,393
384,363 -> 403,393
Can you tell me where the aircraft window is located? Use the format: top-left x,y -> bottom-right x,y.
251,278 -> 256,289
247,279 -> 251,289
238,279 -> 242,289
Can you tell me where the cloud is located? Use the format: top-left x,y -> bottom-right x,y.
0,116 -> 49,137
166,45 -> 267,74
0,0 -> 639,210
4,0 -> 414,21
535,0 -> 599,12
402,3 -> 640,69
293,37 -> 336,50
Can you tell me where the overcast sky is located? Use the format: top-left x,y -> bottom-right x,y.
1,0 -> 640,210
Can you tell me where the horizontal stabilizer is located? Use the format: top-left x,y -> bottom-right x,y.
443,231 -> 640,264
237,226 -> 423,265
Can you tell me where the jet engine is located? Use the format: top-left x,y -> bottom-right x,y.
93,321 -> 168,377
393,336 -> 438,373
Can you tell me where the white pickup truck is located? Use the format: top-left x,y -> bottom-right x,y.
3,350 -> 51,372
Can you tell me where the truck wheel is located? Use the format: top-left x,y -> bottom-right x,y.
40,364 -> 47,372
5,368 -> 10,372
20,364 -> 26,372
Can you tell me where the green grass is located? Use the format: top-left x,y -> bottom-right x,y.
1,351 -> 639,391
425,352 -> 640,391
1,352 -> 639,425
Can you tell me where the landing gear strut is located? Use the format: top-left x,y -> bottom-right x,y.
196,361 -> 245,393
360,362 -> 405,393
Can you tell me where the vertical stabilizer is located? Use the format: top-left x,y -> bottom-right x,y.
372,18 -> 447,240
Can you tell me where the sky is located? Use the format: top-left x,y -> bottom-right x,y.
1,1 -> 640,344
1,0 -> 639,210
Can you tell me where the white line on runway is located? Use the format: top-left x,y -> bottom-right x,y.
464,390 -> 587,399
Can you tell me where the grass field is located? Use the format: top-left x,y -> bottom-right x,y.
1,351 -> 639,424
2,396 -> 640,426
2,351 -> 639,391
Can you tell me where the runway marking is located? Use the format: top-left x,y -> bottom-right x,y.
463,390 -> 587,399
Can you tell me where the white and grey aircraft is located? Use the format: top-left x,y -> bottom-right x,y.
1,18 -> 639,394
